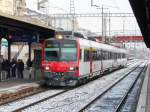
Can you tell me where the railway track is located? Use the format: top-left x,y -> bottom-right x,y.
0,87 -> 47,106
114,66 -> 146,112
0,62 -> 143,112
20,62 -> 143,112
79,63 -> 147,112
0,88 -> 69,112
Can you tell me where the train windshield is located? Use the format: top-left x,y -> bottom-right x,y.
60,48 -> 76,61
44,39 -> 77,61
44,48 -> 59,61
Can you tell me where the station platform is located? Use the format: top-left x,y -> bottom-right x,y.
0,79 -> 44,104
0,79 -> 42,89
0,66 -> 45,103
136,64 -> 150,112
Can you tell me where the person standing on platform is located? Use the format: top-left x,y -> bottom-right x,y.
1,59 -> 6,80
11,58 -> 17,79
17,59 -> 24,79
20,60 -> 24,79
26,58 -> 32,79
16,59 -> 20,78
5,59 -> 10,79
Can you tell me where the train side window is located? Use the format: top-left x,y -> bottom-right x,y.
121,53 -> 123,58
98,51 -> 100,60
97,50 -> 100,60
110,52 -> 112,59
96,51 -> 99,60
100,50 -> 102,60
102,51 -> 104,60
118,53 -> 120,59
108,52 -> 111,60
84,50 -> 86,61
102,51 -> 107,60
105,51 -> 108,60
92,51 -> 94,60
92,50 -> 97,61
94,51 -> 97,60
84,49 -> 90,62
123,54 -> 126,58
115,53 -> 117,59
103,51 -> 105,60
112,52 -> 114,59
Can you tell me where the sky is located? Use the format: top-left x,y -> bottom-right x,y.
26,0 -> 141,36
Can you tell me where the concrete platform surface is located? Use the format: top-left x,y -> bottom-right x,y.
0,79 -> 44,104
0,79 -> 42,94
136,64 -> 150,112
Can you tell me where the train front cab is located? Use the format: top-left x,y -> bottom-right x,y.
42,38 -> 80,86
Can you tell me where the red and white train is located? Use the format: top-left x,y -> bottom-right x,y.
42,32 -> 127,86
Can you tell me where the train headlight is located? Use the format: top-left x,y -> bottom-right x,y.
45,66 -> 50,71
69,67 -> 75,71
56,35 -> 63,40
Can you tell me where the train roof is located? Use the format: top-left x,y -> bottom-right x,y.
56,31 -> 85,38
45,31 -> 127,53
78,38 -> 127,53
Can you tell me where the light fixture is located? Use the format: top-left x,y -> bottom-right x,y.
45,66 -> 50,71
56,35 -> 63,40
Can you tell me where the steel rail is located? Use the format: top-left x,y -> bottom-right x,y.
12,89 -> 69,112
113,65 -> 147,112
78,63 -> 144,112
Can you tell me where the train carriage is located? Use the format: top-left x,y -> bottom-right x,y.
42,32 -> 127,86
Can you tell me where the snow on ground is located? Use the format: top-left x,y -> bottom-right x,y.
85,67 -> 142,112
23,62 -> 141,112
0,89 -> 64,112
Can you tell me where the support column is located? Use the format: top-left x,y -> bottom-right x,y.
0,38 -> 1,56
28,42 -> 31,60
8,41 -> 11,61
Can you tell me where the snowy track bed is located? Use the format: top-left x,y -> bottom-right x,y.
0,61 -> 143,112
21,62 -> 143,112
0,89 -> 66,112
83,63 -> 147,112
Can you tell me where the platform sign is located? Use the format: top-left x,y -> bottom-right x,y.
10,34 -> 37,42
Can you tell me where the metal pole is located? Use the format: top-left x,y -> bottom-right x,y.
123,17 -> 125,36
109,11 -> 111,36
104,15 -> 107,43
8,41 -> 11,60
37,33 -> 39,43
0,38 -> 1,56
70,0 -> 75,38
102,5 -> 104,42
72,15 -> 75,38
91,0 -> 93,6
28,42 -> 31,60
37,0 -> 40,10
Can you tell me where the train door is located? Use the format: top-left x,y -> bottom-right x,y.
89,47 -> 93,77
101,50 -> 103,72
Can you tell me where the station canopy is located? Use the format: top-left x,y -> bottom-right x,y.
0,12 -> 55,43
129,0 -> 150,48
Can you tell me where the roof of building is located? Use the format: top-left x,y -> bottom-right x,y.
129,0 -> 150,48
